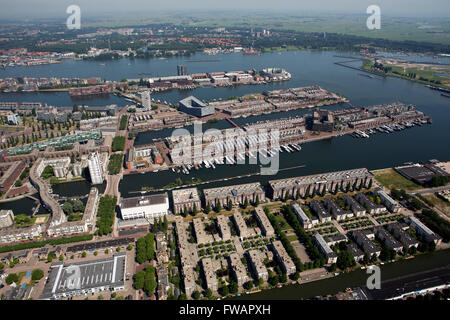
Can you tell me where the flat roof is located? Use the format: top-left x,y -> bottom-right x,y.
172,188 -> 200,204
120,193 -> 168,209
40,253 -> 126,299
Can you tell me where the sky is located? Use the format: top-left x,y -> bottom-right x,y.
1,0 -> 450,20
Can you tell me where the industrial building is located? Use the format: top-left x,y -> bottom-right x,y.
39,253 -> 126,300
395,163 -> 449,186
119,193 -> 169,220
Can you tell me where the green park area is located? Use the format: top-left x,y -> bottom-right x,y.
372,168 -> 421,191
362,60 -> 450,89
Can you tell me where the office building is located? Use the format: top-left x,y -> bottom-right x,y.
178,96 -> 215,118
119,193 -> 169,220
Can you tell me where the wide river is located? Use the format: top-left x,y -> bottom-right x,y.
1,50 -> 449,208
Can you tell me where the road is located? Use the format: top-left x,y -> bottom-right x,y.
408,185 -> 450,195
104,174 -> 122,198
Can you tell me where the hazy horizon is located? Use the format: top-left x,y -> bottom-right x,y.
1,0 -> 450,21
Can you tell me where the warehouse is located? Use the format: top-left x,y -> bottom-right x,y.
39,253 -> 126,300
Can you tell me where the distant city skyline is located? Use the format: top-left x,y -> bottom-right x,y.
1,0 -> 450,20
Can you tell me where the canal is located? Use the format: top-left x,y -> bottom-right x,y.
230,249 -> 450,300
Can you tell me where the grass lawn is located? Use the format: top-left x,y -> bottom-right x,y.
423,194 -> 450,216
286,234 -> 299,242
372,168 -> 421,191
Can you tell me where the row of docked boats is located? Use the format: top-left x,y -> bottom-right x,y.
169,143 -> 302,174
351,119 -> 429,138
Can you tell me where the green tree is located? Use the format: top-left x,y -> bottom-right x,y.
31,269 -> 44,281
192,290 -> 201,300
229,281 -> 238,294
219,285 -> 229,296
337,251 -> 356,270
243,281 -> 254,290
5,273 -> 19,285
